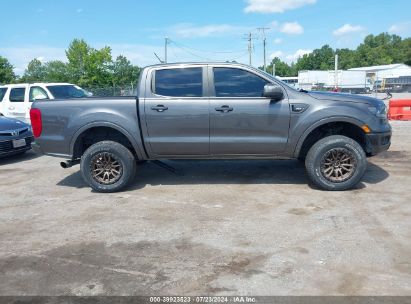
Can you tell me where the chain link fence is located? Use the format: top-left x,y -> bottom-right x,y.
84,85 -> 137,97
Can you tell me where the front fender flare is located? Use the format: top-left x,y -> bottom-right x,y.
291,116 -> 365,158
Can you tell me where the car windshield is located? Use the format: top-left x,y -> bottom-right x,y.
250,67 -> 301,92
46,85 -> 88,99
0,88 -> 7,101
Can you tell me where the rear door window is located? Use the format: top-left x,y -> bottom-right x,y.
154,68 -> 203,97
0,88 -> 7,102
30,86 -> 50,101
9,88 -> 26,102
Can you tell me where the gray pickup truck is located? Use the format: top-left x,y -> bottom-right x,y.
30,62 -> 391,192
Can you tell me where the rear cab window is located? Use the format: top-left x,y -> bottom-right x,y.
153,67 -> 203,97
9,87 -> 26,102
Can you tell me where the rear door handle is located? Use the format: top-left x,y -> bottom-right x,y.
215,105 -> 233,113
151,105 -> 168,112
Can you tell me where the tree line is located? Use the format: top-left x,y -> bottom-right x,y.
0,39 -> 140,89
0,33 -> 410,86
265,33 -> 411,77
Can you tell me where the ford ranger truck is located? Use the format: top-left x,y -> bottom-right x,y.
30,63 -> 391,192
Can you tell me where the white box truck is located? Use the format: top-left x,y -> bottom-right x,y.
298,70 -> 372,93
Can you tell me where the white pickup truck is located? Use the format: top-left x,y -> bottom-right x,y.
0,83 -> 90,123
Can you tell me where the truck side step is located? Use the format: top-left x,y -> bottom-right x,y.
151,160 -> 184,176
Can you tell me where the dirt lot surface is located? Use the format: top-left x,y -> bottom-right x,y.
0,121 -> 410,296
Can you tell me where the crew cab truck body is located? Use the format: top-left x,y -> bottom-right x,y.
30,63 -> 391,192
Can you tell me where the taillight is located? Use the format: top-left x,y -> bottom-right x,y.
30,108 -> 42,138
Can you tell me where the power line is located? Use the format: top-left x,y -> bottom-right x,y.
169,39 -> 246,54
169,40 -> 212,60
169,44 -> 182,62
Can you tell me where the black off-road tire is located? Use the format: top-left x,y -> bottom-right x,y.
305,135 -> 367,191
80,141 -> 136,193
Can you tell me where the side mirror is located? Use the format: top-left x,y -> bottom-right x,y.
263,84 -> 284,101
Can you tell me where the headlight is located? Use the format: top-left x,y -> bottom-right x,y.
368,102 -> 387,118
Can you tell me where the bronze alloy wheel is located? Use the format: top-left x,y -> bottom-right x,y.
320,148 -> 357,183
90,152 -> 123,185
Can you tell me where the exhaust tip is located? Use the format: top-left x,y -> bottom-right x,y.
60,161 -> 69,169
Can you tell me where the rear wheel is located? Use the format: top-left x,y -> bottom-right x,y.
80,141 -> 136,193
305,135 -> 367,191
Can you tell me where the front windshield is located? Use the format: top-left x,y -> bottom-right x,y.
250,67 -> 300,92
47,85 -> 88,99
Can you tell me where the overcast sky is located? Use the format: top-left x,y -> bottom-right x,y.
1,0 -> 410,74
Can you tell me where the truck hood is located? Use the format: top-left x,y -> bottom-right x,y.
308,91 -> 382,107
0,116 -> 29,131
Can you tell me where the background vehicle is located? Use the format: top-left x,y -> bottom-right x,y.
277,76 -> 299,89
31,63 -> 391,192
0,114 -> 34,157
298,70 -> 372,93
0,83 -> 90,123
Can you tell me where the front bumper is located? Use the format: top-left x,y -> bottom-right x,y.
365,131 -> 391,156
0,136 -> 34,158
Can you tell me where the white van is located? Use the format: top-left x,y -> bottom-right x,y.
0,83 -> 90,123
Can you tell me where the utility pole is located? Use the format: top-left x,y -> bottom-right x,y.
257,27 -> 270,72
273,63 -> 276,76
164,37 -> 169,64
248,33 -> 252,66
334,54 -> 339,90
243,32 -> 256,66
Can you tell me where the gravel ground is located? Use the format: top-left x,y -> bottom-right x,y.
0,122 -> 410,296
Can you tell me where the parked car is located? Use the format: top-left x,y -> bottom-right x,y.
31,62 -> 391,192
0,83 -> 90,123
0,114 -> 34,158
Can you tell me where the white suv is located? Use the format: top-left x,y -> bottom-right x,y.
0,83 -> 90,123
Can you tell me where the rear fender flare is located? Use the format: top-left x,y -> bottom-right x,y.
69,121 -> 146,160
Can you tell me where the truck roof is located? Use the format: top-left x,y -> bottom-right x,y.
0,82 -> 74,88
145,62 -> 250,69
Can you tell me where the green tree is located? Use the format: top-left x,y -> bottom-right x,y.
266,57 -> 294,76
65,39 -> 112,87
292,33 -> 411,71
336,48 -> 356,69
294,45 -> 334,71
44,61 -> 70,82
404,38 -> 411,65
110,55 -> 140,87
21,58 -> 47,82
0,56 -> 16,84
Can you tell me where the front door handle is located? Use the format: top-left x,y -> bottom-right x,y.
151,105 -> 168,112
215,105 -> 233,113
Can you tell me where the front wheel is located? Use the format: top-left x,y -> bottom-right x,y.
80,141 -> 136,193
305,135 -> 367,191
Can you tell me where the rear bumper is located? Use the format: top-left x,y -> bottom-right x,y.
31,141 -> 43,155
365,131 -> 391,156
31,141 -> 71,159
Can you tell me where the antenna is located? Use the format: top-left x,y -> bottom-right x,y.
154,52 -> 164,63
